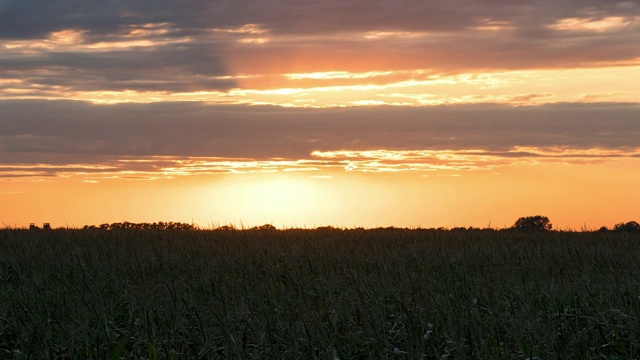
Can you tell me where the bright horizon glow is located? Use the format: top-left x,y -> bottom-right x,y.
2,159 -> 639,230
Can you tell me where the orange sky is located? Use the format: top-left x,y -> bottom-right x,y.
1,1 -> 639,229
2,157 -> 639,229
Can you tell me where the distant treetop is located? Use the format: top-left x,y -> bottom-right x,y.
83,221 -> 197,231
512,215 -> 552,231
613,221 -> 640,232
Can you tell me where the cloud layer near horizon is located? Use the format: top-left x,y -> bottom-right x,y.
1,100 -> 639,178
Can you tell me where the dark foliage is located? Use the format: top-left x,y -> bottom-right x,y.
251,224 -> 277,231
2,228 -> 640,358
83,221 -> 197,231
613,221 -> 640,232
512,215 -> 552,231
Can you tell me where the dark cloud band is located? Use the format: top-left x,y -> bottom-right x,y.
1,100 -> 638,166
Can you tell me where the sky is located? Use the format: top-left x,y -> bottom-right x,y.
1,0 -> 639,229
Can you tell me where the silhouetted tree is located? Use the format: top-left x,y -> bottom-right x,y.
316,226 -> 342,232
86,221 -> 197,231
253,224 -> 277,231
613,221 -> 640,232
513,215 -> 552,231
217,225 -> 237,231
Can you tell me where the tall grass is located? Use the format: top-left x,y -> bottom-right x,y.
1,228 -> 639,359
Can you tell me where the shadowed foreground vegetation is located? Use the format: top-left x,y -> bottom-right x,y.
1,228 -> 640,359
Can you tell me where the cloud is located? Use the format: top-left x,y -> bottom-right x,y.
1,1 -> 638,177
215,1 -> 640,74
1,100 -> 639,178
1,1 -> 639,99
0,25 -> 236,93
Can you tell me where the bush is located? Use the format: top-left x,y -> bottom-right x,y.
613,221 -> 640,232
513,215 -> 552,231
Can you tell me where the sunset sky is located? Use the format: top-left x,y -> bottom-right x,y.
1,0 -> 639,229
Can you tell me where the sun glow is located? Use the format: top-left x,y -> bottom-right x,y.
208,174 -> 334,226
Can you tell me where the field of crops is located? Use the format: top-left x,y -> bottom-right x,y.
1,228 -> 639,359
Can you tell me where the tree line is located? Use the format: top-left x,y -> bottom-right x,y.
82,221 -> 197,231
512,215 -> 640,232
27,217 -> 640,232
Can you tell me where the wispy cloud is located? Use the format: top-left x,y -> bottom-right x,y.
2,145 -> 639,179
311,147 -> 640,172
